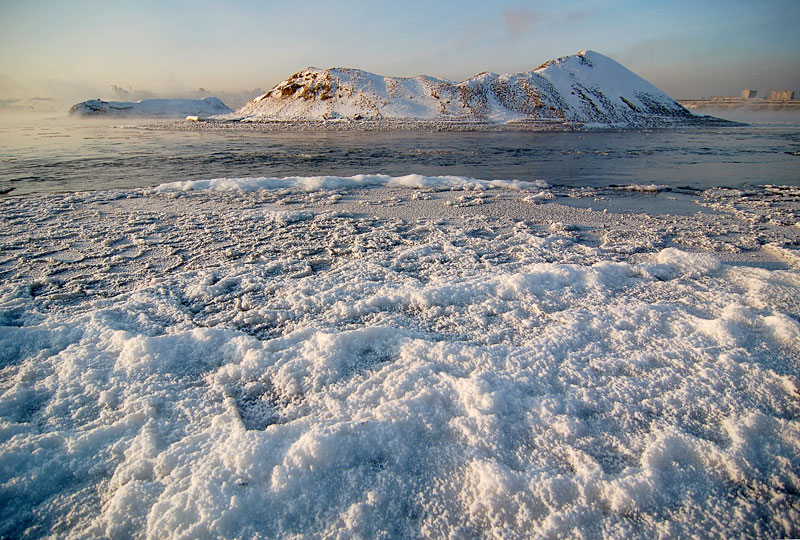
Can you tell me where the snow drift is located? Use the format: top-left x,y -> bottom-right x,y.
69,97 -> 232,117
234,50 -> 705,127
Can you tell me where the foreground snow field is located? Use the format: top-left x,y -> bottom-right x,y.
1,177 -> 799,538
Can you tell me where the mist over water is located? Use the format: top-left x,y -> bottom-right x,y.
1,114 -> 798,196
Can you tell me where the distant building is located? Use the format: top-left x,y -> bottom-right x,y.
741,89 -> 757,99
769,90 -> 795,101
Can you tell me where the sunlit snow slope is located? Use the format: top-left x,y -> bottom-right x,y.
234,51 -> 698,126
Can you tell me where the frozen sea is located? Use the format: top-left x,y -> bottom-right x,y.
1,113 -> 799,539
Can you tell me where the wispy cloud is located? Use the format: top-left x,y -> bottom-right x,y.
503,5 -> 592,38
503,6 -> 543,37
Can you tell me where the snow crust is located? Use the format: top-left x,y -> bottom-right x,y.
233,51 -> 697,127
1,180 -> 799,539
69,97 -> 232,118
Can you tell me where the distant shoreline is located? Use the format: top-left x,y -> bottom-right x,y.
679,98 -> 800,111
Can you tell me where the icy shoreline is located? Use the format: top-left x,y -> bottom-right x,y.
147,115 -> 736,133
1,180 -> 799,538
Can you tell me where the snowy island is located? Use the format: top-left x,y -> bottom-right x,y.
69,96 -> 232,118
223,50 -> 728,129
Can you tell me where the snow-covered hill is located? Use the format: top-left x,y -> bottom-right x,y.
233,50 -> 702,127
69,97 -> 232,117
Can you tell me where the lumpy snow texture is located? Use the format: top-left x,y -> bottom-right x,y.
0,182 -> 799,539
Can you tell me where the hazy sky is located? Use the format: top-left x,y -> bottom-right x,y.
1,0 -> 798,103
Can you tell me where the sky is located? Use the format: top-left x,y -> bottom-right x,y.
0,0 -> 798,105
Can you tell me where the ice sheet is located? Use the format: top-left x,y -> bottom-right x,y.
1,182 -> 798,538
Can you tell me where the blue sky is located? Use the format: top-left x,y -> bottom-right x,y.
1,0 -> 798,102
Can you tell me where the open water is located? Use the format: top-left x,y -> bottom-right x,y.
1,114 -> 798,196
